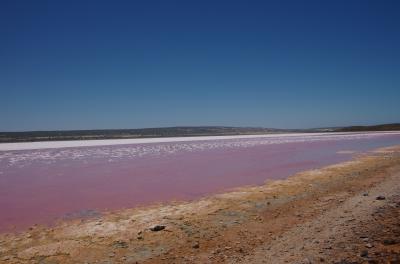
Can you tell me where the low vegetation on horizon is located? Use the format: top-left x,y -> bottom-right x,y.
0,123 -> 399,143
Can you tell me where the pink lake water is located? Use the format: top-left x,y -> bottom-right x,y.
0,132 -> 400,232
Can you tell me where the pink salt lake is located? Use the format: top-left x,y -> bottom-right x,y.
0,132 -> 400,232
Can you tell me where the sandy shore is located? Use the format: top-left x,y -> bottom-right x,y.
1,146 -> 400,263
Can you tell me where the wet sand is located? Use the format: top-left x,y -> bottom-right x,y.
1,145 -> 400,263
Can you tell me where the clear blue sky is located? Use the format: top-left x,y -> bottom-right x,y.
1,0 -> 399,131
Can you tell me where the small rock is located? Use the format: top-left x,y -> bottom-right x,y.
365,243 -> 373,248
192,242 -> 200,249
113,240 -> 128,248
363,193 -> 369,196
108,252 -> 115,258
150,225 -> 166,231
360,250 -> 368,257
376,196 -> 386,200
383,239 -> 397,245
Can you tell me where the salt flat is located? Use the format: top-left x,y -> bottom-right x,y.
1,131 -> 400,151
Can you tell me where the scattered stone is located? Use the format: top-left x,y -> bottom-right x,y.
360,250 -> 368,257
192,242 -> 200,249
376,196 -> 386,200
108,252 -> 115,258
150,225 -> 166,231
363,193 -> 369,196
365,243 -> 373,248
334,260 -> 359,264
383,239 -> 397,245
113,240 -> 128,248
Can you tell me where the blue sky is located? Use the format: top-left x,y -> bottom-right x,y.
1,0 -> 399,131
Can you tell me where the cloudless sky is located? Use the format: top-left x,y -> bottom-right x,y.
1,0 -> 399,131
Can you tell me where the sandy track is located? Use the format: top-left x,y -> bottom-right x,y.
239,162 -> 400,263
1,146 -> 400,263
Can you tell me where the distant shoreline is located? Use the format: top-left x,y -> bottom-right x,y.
1,131 -> 400,151
1,123 -> 399,144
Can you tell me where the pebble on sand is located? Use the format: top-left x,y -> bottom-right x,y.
150,225 -> 166,231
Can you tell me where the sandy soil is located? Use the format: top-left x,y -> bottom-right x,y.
1,146 -> 400,263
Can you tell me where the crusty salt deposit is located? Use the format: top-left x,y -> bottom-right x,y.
1,131 -> 400,152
